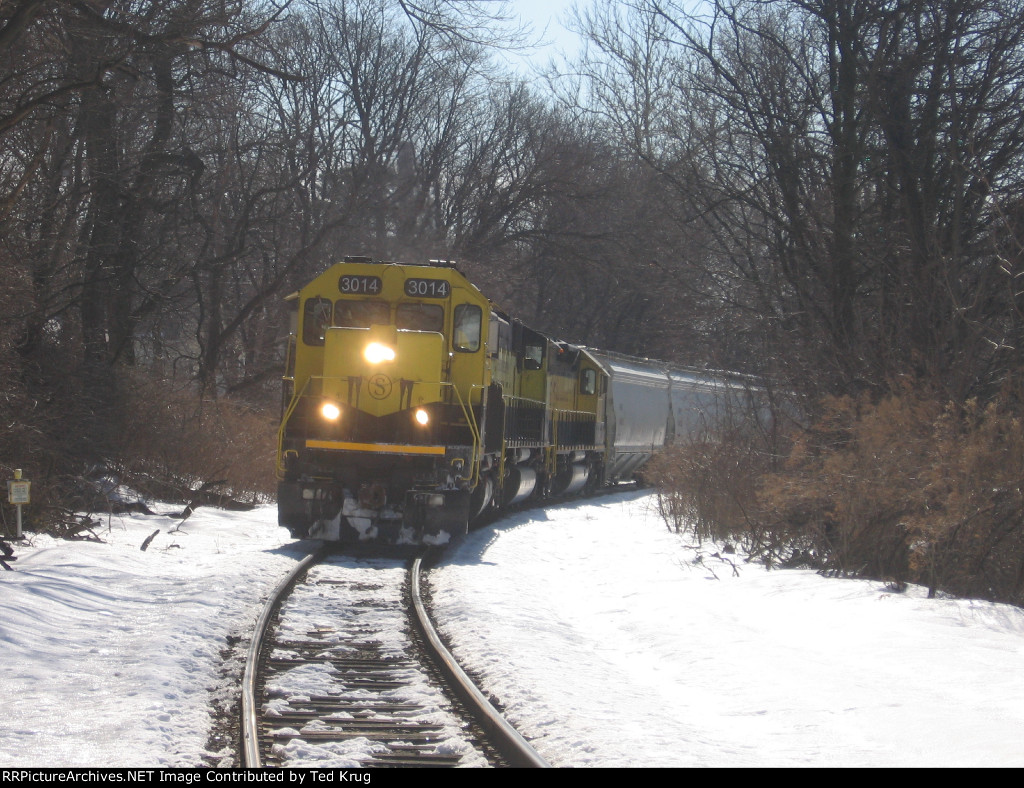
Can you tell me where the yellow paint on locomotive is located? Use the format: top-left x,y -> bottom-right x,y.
278,260 -> 494,481
288,260 -> 491,421
548,354 -> 578,413
321,325 -> 445,417
575,353 -> 607,449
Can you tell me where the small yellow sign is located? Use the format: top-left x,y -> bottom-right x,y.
8,480 -> 30,505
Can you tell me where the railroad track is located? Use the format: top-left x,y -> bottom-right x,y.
240,546 -> 548,768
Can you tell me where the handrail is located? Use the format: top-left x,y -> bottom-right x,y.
501,394 -> 547,408
448,383 -> 483,488
551,408 -> 599,452
276,377 -> 312,477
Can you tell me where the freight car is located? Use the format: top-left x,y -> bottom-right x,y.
590,350 -> 771,484
276,257 -> 766,545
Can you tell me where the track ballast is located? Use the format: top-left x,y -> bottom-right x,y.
241,547 -> 547,768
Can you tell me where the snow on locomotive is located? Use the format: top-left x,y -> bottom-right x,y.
276,257 -> 763,545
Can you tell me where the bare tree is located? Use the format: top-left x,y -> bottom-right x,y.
560,0 -> 1024,398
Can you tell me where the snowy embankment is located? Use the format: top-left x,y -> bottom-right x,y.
1,492 -> 1023,767
0,506 -> 303,767
429,491 -> 1024,768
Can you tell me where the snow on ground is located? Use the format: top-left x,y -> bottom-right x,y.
429,490 -> 1024,768
0,505 -> 304,767
1,491 -> 1023,767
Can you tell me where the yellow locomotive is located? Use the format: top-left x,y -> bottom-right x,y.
277,257 -> 608,544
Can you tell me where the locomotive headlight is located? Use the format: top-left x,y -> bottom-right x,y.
320,401 -> 341,421
364,342 -> 396,364
414,408 -> 429,426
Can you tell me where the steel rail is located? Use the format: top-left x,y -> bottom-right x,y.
241,545 -> 329,767
409,557 -> 550,768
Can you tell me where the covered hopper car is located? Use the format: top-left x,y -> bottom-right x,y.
276,257 -> 766,545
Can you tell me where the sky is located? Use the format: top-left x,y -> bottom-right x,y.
1,490 -> 1022,767
513,0 -> 578,42
503,0 -> 583,73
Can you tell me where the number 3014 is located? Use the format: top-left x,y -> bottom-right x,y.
339,275 -> 382,294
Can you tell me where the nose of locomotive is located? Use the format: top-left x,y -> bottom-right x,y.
322,323 -> 444,417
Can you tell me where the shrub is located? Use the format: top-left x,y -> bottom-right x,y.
908,395 -> 1024,602
756,390 -> 931,586
646,428 -> 767,546
116,374 -> 279,505
1,368 -> 279,538
664,383 -> 1024,606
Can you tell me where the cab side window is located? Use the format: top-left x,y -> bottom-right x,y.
523,343 -> 544,370
302,297 -> 333,346
453,304 -> 482,352
580,368 -> 597,395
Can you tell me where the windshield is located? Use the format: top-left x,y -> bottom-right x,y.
396,303 -> 444,332
335,300 -> 389,328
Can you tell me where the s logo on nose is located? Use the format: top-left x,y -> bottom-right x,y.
368,374 -> 393,400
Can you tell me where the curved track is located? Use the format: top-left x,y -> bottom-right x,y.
241,549 -> 548,768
